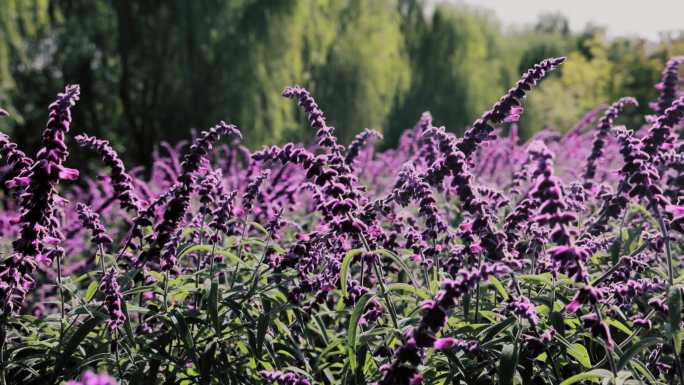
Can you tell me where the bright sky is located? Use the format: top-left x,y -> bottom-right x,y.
438,0 -> 684,40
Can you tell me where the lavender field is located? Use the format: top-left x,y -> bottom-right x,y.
0,55 -> 684,385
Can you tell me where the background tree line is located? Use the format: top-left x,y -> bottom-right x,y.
0,0 -> 682,166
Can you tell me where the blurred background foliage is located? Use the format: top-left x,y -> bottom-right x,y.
0,0 -> 683,165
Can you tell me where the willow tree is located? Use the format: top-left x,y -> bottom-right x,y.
386,4 -> 511,144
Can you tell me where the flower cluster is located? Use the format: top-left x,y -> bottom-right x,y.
75,134 -> 143,212
101,267 -> 125,331
260,370 -> 311,385
653,56 -> 684,115
345,128 -> 383,165
138,121 -> 241,269
0,85 -> 80,313
76,203 -> 112,247
457,57 -> 565,158
65,371 -> 118,385
0,132 -> 33,183
583,97 -> 638,182
377,263 -> 510,385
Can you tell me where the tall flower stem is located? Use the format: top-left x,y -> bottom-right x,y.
473,254 -> 483,322
163,270 -> 170,312
56,249 -> 65,342
652,205 -> 674,286
229,220 -> 249,289
0,314 -> 7,385
246,237 -> 272,299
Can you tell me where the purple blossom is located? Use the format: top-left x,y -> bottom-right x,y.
0,85 -> 80,313
101,267 -> 125,331
75,134 -> 143,212
138,121 -> 241,268
65,371 -> 118,385
643,96 -> 684,157
260,370 -> 311,385
0,132 -> 33,184
76,203 -> 112,247
457,57 -> 565,158
583,97 -> 638,182
345,128 -> 383,165
503,295 -> 539,325
654,56 -> 684,115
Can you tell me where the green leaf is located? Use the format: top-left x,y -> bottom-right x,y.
340,249 -> 364,298
517,273 -> 553,285
247,221 -> 268,235
566,343 -> 591,368
606,319 -> 632,336
559,369 -> 614,385
84,281 -> 98,302
617,337 -> 659,371
170,310 -> 197,360
498,343 -> 518,385
120,300 -> 136,345
346,292 -> 374,374
55,316 -> 103,376
121,284 -> 159,297
386,283 -> 430,300
176,244 -> 240,265
489,276 -> 509,300
668,286 -> 682,354
255,298 -> 270,358
375,249 -> 420,288
477,316 -> 515,342
631,359 -> 658,384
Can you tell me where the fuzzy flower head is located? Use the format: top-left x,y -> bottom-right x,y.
260,370 -> 311,385
0,85 -> 80,313
504,295 -> 539,326
65,371 -> 118,385
458,57 -> 565,158
76,203 -> 112,247
101,267 -> 125,331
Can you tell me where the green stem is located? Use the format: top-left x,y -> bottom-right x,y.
229,220 -> 249,289
246,238 -> 272,299
163,270 -> 170,312
0,314 -> 7,385
56,249 -> 65,344
474,254 -> 483,322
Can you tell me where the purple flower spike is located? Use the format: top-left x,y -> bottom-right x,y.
458,57 -> 565,158
101,267 -> 125,331
504,295 -> 539,325
0,132 -> 34,183
138,121 -> 241,269
75,133 -> 143,213
654,56 -> 684,115
643,96 -> 684,157
260,370 -> 311,385
345,128 -> 383,165
76,203 -> 112,246
583,97 -> 638,182
0,85 -> 80,313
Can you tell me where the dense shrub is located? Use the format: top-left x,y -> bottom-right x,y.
0,55 -> 683,385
